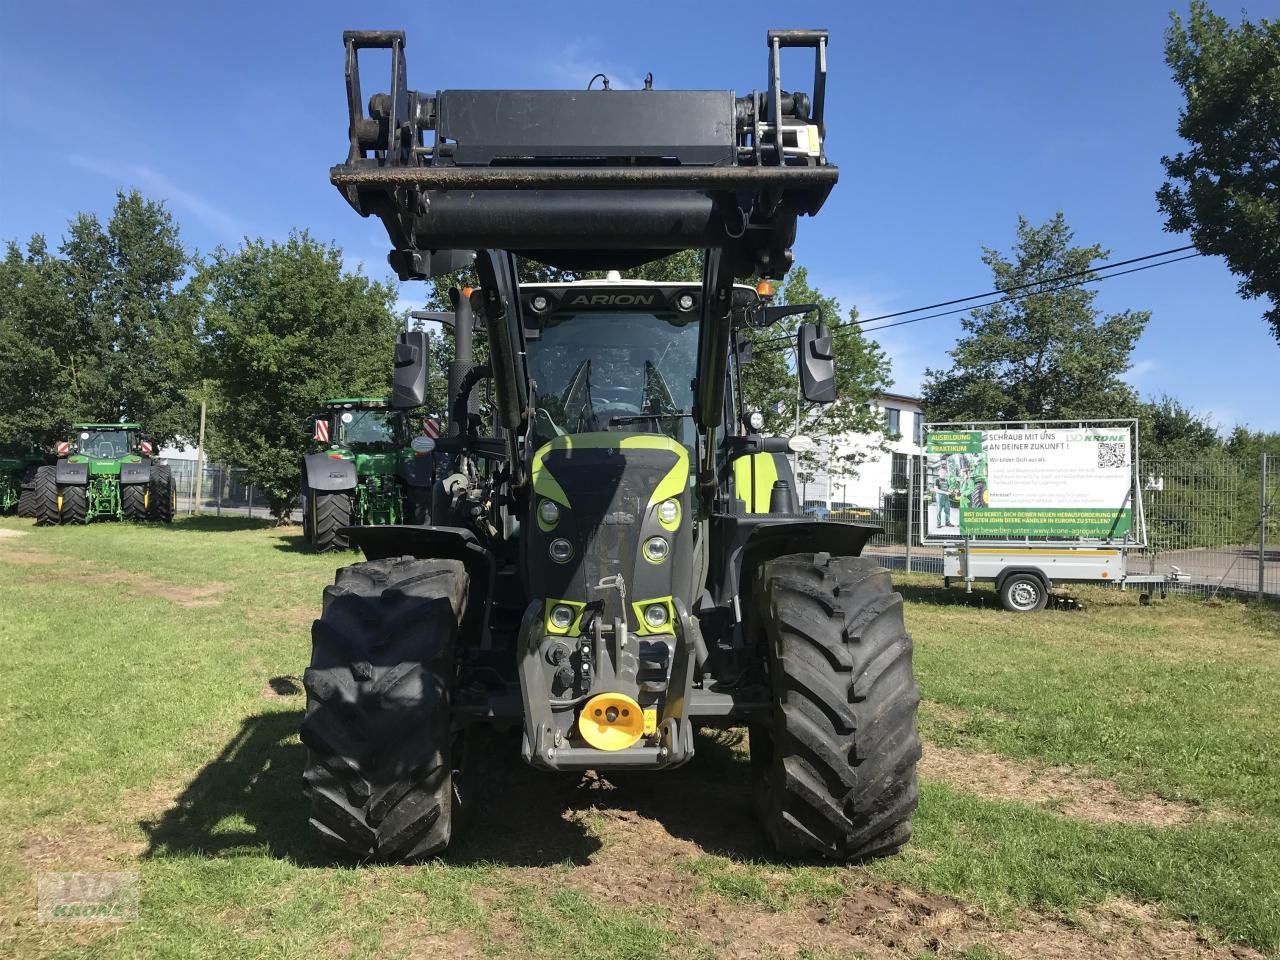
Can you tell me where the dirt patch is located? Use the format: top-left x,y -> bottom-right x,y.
0,528 -> 28,538
0,548 -> 58,565
921,700 -> 973,727
273,606 -> 317,627
19,823 -> 144,871
0,550 -> 231,608
920,743 -> 1202,827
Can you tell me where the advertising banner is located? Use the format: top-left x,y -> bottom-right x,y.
924,425 -> 1133,539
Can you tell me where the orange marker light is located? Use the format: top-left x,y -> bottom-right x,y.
461,286 -> 474,298
755,280 -> 775,298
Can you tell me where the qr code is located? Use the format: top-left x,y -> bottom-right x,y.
1097,442 -> 1128,468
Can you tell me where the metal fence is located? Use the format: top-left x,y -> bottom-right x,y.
166,463 -> 292,520
858,454 -> 1278,600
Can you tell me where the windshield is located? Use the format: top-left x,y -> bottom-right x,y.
78,430 -> 130,459
527,310 -> 699,448
336,409 -> 403,448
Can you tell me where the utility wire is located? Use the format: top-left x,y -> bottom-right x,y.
757,244 -> 1199,347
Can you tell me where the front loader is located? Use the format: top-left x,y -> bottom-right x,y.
301,397 -> 437,551
35,424 -> 176,525
302,28 -> 920,862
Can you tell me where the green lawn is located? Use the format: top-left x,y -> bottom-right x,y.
1,517 -> 1277,959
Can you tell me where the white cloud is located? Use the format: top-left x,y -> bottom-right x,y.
541,40 -> 645,91
68,155 -> 245,245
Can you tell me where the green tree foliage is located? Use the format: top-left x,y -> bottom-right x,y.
0,192 -> 198,445
1137,393 -> 1221,460
1158,2 -> 1280,342
922,214 -> 1150,422
199,233 -> 401,519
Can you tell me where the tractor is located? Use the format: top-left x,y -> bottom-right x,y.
34,423 -> 176,525
301,397 -> 438,552
0,442 -> 49,517
301,28 -> 920,862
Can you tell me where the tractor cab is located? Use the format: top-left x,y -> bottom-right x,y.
62,423 -> 150,464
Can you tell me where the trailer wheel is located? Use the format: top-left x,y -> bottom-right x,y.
148,466 -> 176,523
33,466 -> 59,526
309,491 -> 352,552
121,483 -> 147,521
60,484 -> 88,525
750,552 -> 920,861
999,572 -> 1048,613
301,557 -> 472,861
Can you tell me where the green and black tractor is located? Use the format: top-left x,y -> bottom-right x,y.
34,423 -> 176,525
301,397 -> 438,552
0,442 -> 49,518
300,28 -> 919,863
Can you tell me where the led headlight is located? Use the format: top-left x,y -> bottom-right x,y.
643,536 -> 669,563
531,295 -> 549,312
657,499 -> 679,524
549,538 -> 574,563
745,410 -> 765,431
644,603 -> 669,628
538,499 -> 560,525
550,604 -> 575,630
676,293 -> 695,311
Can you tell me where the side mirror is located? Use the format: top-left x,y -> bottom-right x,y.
797,322 -> 836,403
392,331 -> 429,409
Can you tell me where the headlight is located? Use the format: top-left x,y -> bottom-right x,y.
531,295 -> 549,312
657,499 -> 679,524
745,410 -> 765,431
550,604 -> 575,630
538,499 -> 560,525
643,536 -> 669,563
644,603 -> 669,628
676,293 -> 695,311
549,538 -> 574,563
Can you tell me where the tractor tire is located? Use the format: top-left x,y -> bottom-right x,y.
749,552 -> 920,861
148,466 -> 176,523
16,477 -> 35,517
33,466 -> 59,526
59,484 -> 88,525
121,483 -> 147,521
309,490 -> 352,552
301,557 -> 472,861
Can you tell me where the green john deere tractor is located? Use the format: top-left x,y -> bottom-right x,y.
35,423 -> 176,525
300,28 -> 920,863
0,442 -> 49,518
301,398 -> 437,552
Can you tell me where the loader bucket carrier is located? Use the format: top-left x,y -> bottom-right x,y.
302,28 -> 921,867
332,29 -> 836,281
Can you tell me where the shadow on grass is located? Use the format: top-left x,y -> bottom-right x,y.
271,533 -> 322,555
895,581 -> 997,608
142,711 -> 767,868
163,516 -> 279,534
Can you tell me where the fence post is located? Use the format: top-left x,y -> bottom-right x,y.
905,456 -> 914,574
1261,453 -> 1269,601
248,482 -> 254,520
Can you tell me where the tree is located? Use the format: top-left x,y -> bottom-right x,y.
1137,393 -> 1221,461
0,192 -> 199,445
199,233 -> 402,520
1158,2 -> 1280,342
922,214 -> 1150,422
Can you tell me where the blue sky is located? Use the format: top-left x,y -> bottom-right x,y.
1,0 -> 1275,431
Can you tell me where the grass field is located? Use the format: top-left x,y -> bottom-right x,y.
1,515 -> 1277,959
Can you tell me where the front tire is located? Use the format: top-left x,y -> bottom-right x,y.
309,490 -> 352,552
148,465 -> 176,523
122,483 -> 147,521
301,557 -> 471,861
33,466 -> 59,526
59,484 -> 87,525
750,552 -> 920,861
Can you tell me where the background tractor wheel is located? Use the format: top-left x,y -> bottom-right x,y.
59,484 -> 88,524
33,466 -> 58,526
309,491 -> 352,552
148,466 -> 176,523
16,472 -> 36,518
750,552 -> 920,862
122,483 -> 147,521
301,557 -> 472,861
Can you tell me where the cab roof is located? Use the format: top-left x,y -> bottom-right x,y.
72,422 -> 141,430
322,397 -> 391,408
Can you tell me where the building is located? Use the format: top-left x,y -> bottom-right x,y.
797,392 -> 926,513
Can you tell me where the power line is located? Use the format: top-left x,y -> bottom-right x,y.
859,252 -> 1201,335
757,245 -> 1198,350
757,243 -> 1199,347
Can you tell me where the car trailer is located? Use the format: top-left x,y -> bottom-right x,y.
943,543 -> 1192,612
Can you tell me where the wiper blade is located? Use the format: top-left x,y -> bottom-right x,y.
607,413 -> 692,425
